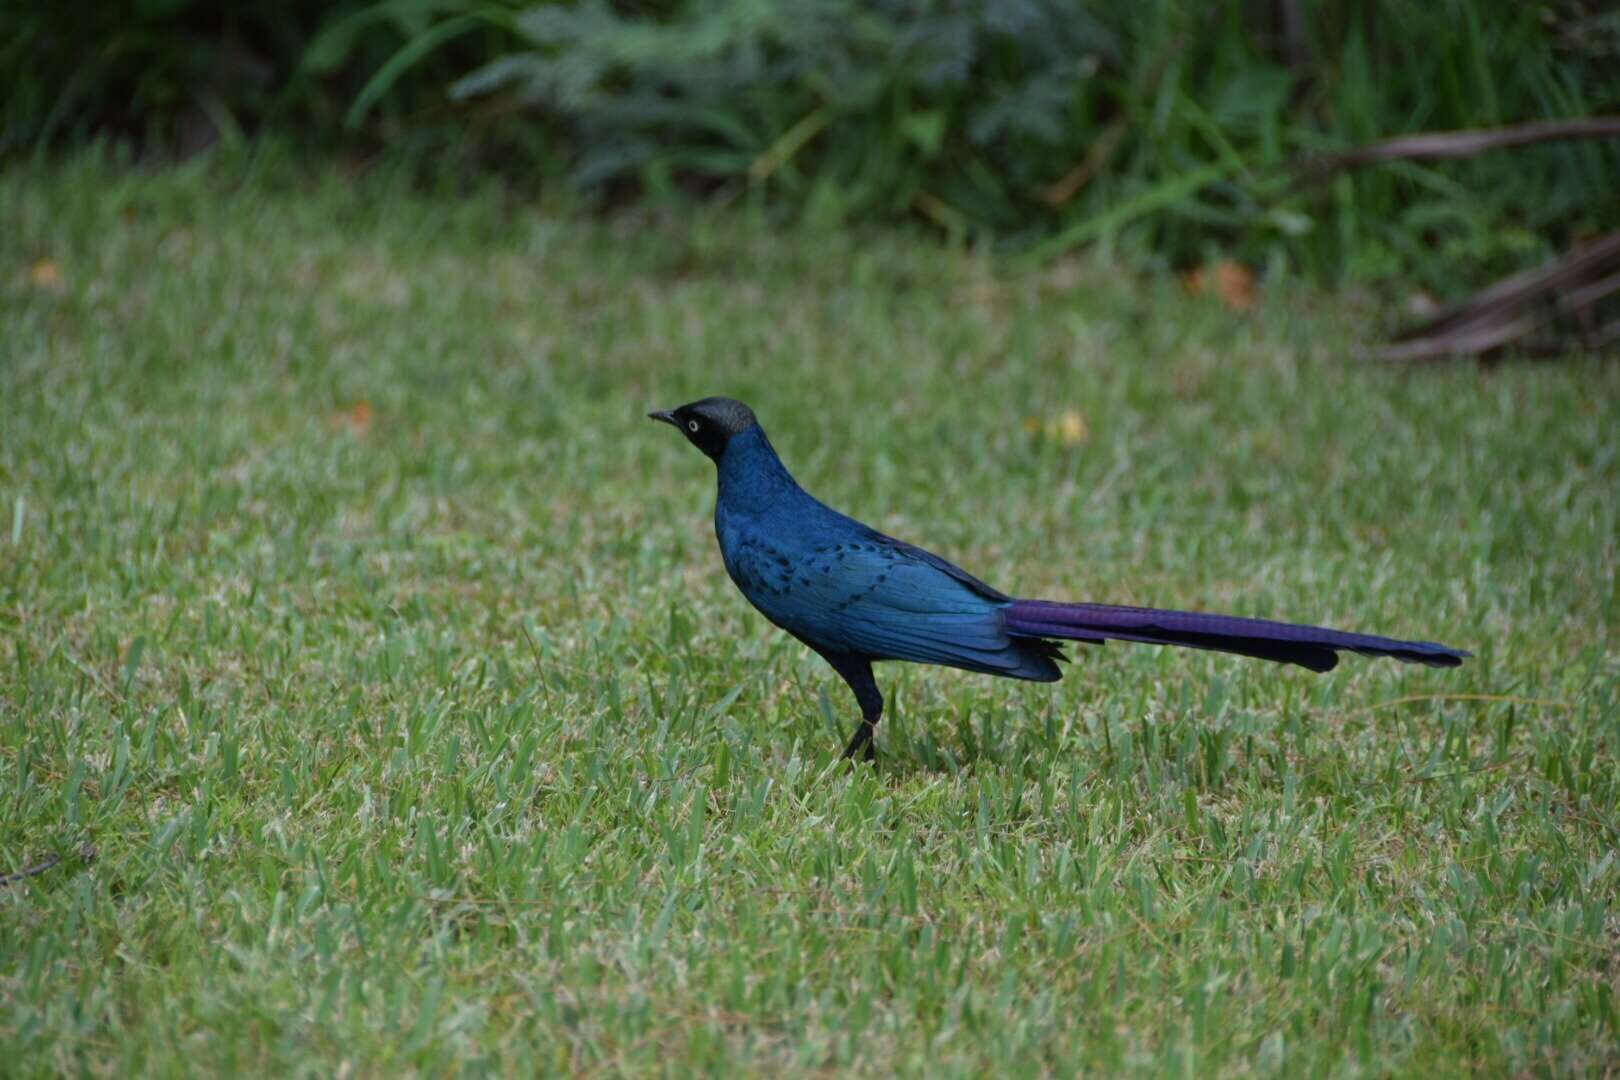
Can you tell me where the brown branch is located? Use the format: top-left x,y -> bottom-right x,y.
1294,116 -> 1620,187
1039,118 -> 1127,208
1562,268 -> 1620,314
1374,316 -> 1540,363
1041,34 -> 1186,209
0,844 -> 96,887
0,854 -> 61,886
1589,317 -> 1620,351
1390,230 -> 1620,343
1373,230 -> 1620,361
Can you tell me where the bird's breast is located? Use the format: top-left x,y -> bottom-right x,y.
717,517 -> 803,601
714,512 -> 855,636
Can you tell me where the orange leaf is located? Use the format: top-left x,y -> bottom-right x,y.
28,258 -> 62,290
1182,260 -> 1255,311
1212,260 -> 1255,310
330,400 -> 374,436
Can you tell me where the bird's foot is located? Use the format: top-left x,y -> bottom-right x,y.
840,720 -> 877,763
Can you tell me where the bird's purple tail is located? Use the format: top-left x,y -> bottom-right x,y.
1003,600 -> 1467,673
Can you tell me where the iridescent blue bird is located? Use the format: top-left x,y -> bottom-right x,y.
650,398 -> 1467,761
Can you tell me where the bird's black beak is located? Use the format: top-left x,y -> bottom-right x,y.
648,409 -> 678,427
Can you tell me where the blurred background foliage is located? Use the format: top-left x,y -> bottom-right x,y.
6,0 -> 1618,295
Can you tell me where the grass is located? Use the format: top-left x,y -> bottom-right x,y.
1,153 -> 1617,1075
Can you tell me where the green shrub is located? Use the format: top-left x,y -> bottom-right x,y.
3,2 -> 332,154
0,0 -> 524,159
7,1 -> 1617,293
442,0 -> 1620,291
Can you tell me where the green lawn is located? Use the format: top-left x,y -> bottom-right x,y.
2,156 -> 1617,1076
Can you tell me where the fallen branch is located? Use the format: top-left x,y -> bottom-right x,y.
1375,230 -> 1620,361
1294,116 -> 1620,187
0,844 -> 96,887
1039,117 -> 1127,208
0,854 -> 60,887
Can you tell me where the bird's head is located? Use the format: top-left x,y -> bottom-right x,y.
648,397 -> 758,461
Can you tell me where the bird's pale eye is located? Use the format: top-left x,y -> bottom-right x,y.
687,419 -> 700,433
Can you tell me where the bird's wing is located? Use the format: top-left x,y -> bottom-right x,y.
866,532 -> 1010,602
731,535 -> 1041,677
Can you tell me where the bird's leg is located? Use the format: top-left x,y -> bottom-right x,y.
817,651 -> 883,764
841,715 -> 878,762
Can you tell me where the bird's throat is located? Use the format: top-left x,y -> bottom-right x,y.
715,427 -> 801,516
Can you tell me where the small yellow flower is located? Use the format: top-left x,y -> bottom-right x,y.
1054,408 -> 1088,446
1025,409 -> 1089,447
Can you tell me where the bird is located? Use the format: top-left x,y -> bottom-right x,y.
649,397 -> 1468,762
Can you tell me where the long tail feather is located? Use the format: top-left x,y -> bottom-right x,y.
1004,600 -> 1468,673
